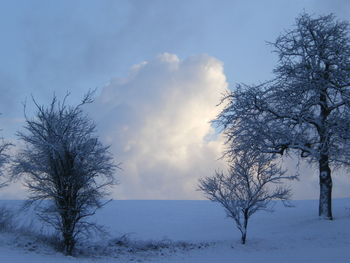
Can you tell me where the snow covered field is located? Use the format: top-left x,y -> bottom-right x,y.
0,199 -> 349,262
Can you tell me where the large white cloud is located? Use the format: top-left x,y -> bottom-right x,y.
89,53 -> 228,199
1,53 -> 349,200
89,53 -> 350,200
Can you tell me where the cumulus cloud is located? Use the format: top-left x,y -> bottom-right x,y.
2,52 -> 349,201
88,53 -> 350,200
89,53 -> 228,199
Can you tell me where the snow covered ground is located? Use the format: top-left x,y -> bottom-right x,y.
0,199 -> 349,262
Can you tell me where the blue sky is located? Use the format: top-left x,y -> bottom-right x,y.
1,0 -> 350,199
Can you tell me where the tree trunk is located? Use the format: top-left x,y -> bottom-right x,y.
241,231 -> 247,244
241,212 -> 248,244
61,209 -> 76,256
319,155 -> 333,220
63,232 -> 75,256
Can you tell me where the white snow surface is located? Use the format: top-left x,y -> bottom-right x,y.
0,199 -> 349,262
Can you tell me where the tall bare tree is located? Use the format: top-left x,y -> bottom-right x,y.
12,92 -> 118,255
199,151 -> 293,244
217,13 -> 350,219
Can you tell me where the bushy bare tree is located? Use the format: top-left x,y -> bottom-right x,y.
216,13 -> 350,219
12,92 -> 118,255
199,151 -> 293,244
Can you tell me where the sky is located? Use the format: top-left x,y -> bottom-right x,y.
1,0 -> 350,200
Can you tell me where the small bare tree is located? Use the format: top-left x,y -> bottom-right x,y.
199,151 -> 294,244
12,92 -> 118,255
